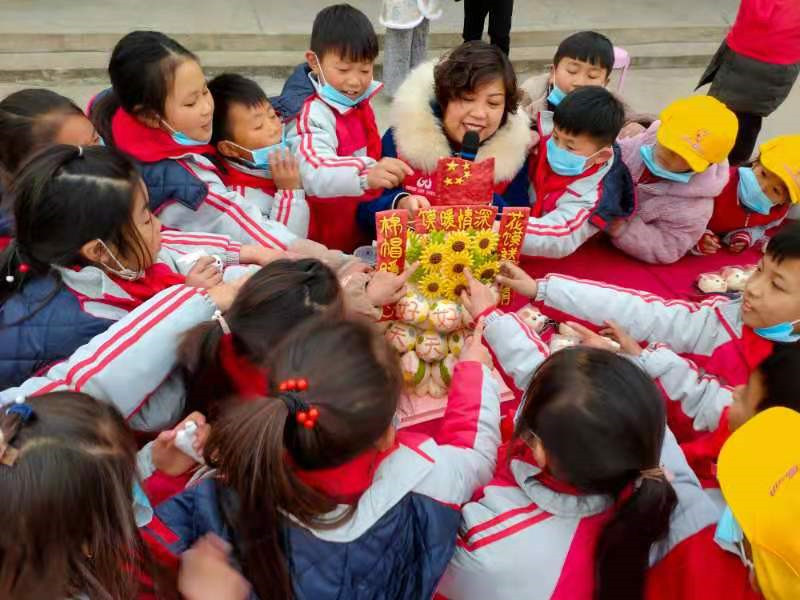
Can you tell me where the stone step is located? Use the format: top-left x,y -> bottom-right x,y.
0,25 -> 728,54
0,40 -> 720,83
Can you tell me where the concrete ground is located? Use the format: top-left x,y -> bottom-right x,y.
2,66 -> 798,148
0,0 -> 739,35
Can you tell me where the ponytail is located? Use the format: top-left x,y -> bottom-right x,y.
209,397 -> 338,600
88,88 -> 122,148
595,476 -> 677,600
179,258 -> 344,417
517,347 -> 677,600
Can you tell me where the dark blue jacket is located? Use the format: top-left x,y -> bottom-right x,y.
153,478 -> 461,600
356,127 -> 532,238
589,142 -> 637,230
271,64 -> 315,122
0,276 -> 113,388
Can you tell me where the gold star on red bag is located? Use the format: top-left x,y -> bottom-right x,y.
432,156 -> 495,206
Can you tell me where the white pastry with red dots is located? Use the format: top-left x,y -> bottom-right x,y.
385,322 -> 418,353
428,300 -> 463,333
415,330 -> 448,362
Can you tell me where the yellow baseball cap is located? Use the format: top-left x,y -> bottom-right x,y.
656,95 -> 738,173
758,135 -> 800,204
718,407 -> 800,600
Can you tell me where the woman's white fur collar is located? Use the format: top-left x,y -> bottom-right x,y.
390,62 -> 532,182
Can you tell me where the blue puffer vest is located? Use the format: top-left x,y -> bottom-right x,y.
0,275 -> 113,388
153,478 -> 461,600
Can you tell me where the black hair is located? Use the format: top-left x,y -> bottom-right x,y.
434,41 -> 520,128
515,347 -> 677,600
90,31 -> 198,146
0,89 -> 84,183
553,31 -> 615,75
0,145 -> 147,307
207,73 -> 270,145
766,221 -> 800,264
310,4 -> 379,63
755,343 -> 800,412
553,86 -> 625,146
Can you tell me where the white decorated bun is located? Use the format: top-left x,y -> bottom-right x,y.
395,293 -> 430,325
697,273 -> 728,293
400,351 -> 428,386
385,322 -> 418,353
721,267 -> 748,291
516,305 -> 548,334
415,330 -> 448,362
447,330 -> 466,356
428,300 -> 463,333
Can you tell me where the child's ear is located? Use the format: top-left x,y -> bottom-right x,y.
590,146 -> 614,167
80,239 -> 108,265
373,425 -> 396,452
217,140 -> 243,160
134,107 -> 161,129
305,50 -> 320,75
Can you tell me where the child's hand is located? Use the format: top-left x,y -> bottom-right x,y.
397,194 -> 431,217
179,534 -> 251,600
459,319 -> 492,366
270,149 -> 301,190
207,275 -> 249,311
366,262 -> 419,306
698,231 -> 721,255
564,321 -> 621,352
460,268 -> 498,319
186,256 -> 223,289
151,412 -> 211,476
239,244 -> 286,266
495,261 -> 538,298
366,158 -> 414,190
600,320 -> 643,356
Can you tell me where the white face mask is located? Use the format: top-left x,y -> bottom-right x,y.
96,239 -> 143,281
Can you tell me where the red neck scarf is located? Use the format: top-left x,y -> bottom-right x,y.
108,263 -> 185,311
111,108 -> 215,163
294,444 -> 397,505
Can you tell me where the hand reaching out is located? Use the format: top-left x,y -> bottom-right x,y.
186,256 -> 223,289
151,412 -> 211,476
366,262 -> 419,306
460,268 -> 498,319
495,261 -> 538,298
459,319 -> 492,367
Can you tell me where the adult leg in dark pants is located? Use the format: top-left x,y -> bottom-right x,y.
729,111 -> 763,166
462,0 -> 490,44
488,0 -> 514,56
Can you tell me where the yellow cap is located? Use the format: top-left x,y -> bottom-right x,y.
718,407 -> 800,600
759,135 -> 800,204
656,95 -> 738,173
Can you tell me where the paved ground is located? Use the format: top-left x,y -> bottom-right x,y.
0,0 -> 739,35
2,65 -> 797,148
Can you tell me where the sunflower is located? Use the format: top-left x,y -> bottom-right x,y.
418,272 -> 447,299
420,243 -> 448,271
442,276 -> 469,301
445,231 -> 472,255
476,260 -> 500,283
441,253 -> 470,280
471,230 -> 499,256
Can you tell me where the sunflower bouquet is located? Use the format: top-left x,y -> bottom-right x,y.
374,205 -> 532,406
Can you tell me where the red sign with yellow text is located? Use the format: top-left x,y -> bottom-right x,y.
496,207 -> 530,305
415,205 -> 498,234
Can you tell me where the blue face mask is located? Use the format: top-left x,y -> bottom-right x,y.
738,167 -> 775,215
714,506 -> 754,570
754,318 -> 800,343
547,84 -> 567,107
311,55 -> 380,108
97,135 -> 106,147
132,480 -> 153,527
546,136 -> 597,176
161,119 -> 209,146
640,144 -> 694,183
231,128 -> 287,171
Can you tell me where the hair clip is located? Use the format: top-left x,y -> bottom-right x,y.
278,378 -> 309,392
0,429 -> 19,467
212,310 -> 231,335
77,145 -> 84,157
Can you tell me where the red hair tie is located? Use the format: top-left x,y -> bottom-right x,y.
278,378 -> 318,429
